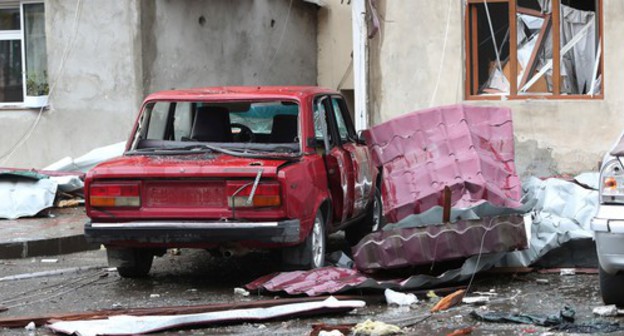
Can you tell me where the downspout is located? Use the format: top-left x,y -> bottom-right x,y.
352,0 -> 368,131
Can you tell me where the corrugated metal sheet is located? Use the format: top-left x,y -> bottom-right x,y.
246,253 -> 506,296
352,214 -> 527,272
363,104 -> 521,223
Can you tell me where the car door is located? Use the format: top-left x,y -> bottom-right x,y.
314,96 -> 353,227
328,96 -> 374,219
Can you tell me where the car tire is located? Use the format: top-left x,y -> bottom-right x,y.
282,210 -> 326,269
109,248 -> 154,278
345,187 -> 383,246
600,266 -> 624,306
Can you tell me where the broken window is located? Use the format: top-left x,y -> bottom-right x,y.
465,0 -> 603,99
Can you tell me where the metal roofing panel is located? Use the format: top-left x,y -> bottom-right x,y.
363,104 -> 521,223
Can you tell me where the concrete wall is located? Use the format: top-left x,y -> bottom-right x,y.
142,0 -> 318,93
368,0 -> 622,177
0,0 -> 143,168
317,0 -> 353,90
0,0 -> 318,168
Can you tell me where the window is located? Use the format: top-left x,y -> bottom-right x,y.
331,97 -> 349,141
465,0 -> 603,99
0,2 -> 47,105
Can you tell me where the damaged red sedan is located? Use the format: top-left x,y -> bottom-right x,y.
84,86 -> 381,277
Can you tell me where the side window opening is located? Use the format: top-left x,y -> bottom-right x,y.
331,97 -> 350,142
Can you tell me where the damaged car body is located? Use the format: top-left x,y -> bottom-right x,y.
84,87 -> 380,277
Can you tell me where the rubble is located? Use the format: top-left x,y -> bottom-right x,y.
592,305 -> 618,317
431,290 -> 465,313
352,319 -> 403,336
384,289 -> 418,306
46,296 -> 365,336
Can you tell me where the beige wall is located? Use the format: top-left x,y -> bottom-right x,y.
367,0 -> 622,177
317,0 -> 353,90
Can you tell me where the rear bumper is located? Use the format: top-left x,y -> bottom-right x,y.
85,220 -> 301,246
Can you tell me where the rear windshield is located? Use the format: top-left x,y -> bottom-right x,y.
132,100 -> 300,155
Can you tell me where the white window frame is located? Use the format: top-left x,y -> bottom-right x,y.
0,0 -> 45,108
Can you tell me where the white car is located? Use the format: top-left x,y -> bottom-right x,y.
593,140 -> 624,305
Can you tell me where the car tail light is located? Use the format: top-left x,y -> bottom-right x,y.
226,181 -> 281,208
601,159 -> 624,204
90,182 -> 141,207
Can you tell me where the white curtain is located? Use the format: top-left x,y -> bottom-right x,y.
560,4 -> 596,94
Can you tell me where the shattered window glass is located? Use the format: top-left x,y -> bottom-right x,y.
466,0 -> 602,98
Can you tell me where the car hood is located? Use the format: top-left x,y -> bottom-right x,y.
87,153 -> 292,179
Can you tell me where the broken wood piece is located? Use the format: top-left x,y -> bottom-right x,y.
518,15 -> 551,91
442,186 -> 451,223
446,326 -> 475,336
56,199 -> 81,208
431,289 -> 466,313
0,306 -> 7,313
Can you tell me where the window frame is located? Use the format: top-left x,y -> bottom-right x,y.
0,0 -> 46,107
464,0 -> 605,100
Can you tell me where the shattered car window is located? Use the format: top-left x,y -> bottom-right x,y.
132,100 -> 301,154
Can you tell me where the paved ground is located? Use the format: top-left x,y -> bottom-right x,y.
0,207 -> 96,259
0,244 -> 618,336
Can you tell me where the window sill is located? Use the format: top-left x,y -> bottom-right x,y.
466,94 -> 604,101
0,103 -> 49,111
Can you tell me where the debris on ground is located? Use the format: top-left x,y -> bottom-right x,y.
246,257 -> 493,296
0,296 -> 353,328
560,268 -> 576,276
461,296 -> 489,305
356,105 -> 528,272
535,278 -> 549,285
24,321 -> 35,331
310,323 -> 355,336
550,322 -> 624,333
384,289 -> 418,306
431,289 -> 465,313
499,174 -> 598,267
470,305 -> 575,327
44,142 -> 125,173
46,296 -> 365,336
317,330 -> 345,336
56,199 -> 81,208
326,251 -> 354,269
593,305 -> 619,317
0,170 -> 57,219
0,266 -> 104,282
352,319 -> 403,336
234,287 -> 250,297
446,326 -> 474,336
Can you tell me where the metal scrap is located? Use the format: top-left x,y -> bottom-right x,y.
47,296 -> 365,336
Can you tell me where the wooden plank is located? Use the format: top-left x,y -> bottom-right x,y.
465,5 -> 473,97
508,0 -> 518,96
471,6 -> 479,95
517,6 -> 546,18
518,15 -> 551,91
442,186 -> 451,223
552,0 -> 561,95
507,94 -> 604,100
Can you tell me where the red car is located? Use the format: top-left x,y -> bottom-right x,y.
85,86 -> 381,277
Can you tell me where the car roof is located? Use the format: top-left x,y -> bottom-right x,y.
144,86 -> 340,102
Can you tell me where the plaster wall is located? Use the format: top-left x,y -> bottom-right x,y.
369,0 -> 623,176
0,0 -> 143,168
142,0 -> 318,93
317,0 -> 353,90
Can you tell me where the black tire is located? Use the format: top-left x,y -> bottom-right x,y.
600,266 -> 624,306
114,248 -> 154,278
345,187 -> 383,246
282,210 -> 326,269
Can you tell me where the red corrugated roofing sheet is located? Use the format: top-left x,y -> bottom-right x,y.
363,104 -> 521,223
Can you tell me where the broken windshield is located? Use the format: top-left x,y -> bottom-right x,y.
133,100 -> 301,156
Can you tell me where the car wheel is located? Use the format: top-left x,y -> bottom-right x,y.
282,210 -> 326,269
600,266 -> 624,306
108,248 -> 154,278
345,187 -> 383,246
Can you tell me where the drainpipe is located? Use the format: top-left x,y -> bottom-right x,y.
352,0 -> 368,131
